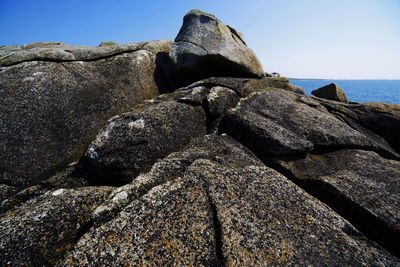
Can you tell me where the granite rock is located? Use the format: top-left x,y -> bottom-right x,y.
170,9 -> 264,86
0,40 -> 172,189
220,88 -> 399,158
312,82 -> 348,103
274,149 -> 400,257
83,101 -> 207,185
0,187 -> 113,266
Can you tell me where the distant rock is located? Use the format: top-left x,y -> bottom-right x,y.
169,9 -> 264,86
265,72 -> 280,77
312,83 -> 348,103
98,41 -> 118,47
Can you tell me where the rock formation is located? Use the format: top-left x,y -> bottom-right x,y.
312,82 -> 349,103
169,9 -> 264,86
1,9 -> 399,266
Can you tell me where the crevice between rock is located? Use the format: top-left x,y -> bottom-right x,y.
2,47 -> 150,67
218,132 -> 400,259
74,219 -> 94,243
265,160 -> 400,259
206,189 -> 226,266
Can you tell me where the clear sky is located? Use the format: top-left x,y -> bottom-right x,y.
1,0 -> 399,79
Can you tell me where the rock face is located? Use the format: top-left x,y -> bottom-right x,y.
83,100 -> 207,185
170,9 -> 264,86
0,40 -> 172,189
0,187 -> 113,266
312,82 -> 348,103
62,136 -> 398,266
220,88 -> 399,159
1,9 -> 400,266
275,149 -> 400,255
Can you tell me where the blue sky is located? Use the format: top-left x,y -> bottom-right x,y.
1,0 -> 399,79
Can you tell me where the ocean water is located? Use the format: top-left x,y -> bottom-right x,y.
289,79 -> 400,104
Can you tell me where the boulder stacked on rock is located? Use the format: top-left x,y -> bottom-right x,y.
1,9 -> 399,266
169,9 -> 265,86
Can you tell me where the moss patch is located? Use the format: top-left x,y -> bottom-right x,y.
185,9 -> 218,20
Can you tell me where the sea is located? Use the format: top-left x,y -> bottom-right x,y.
289,79 -> 400,104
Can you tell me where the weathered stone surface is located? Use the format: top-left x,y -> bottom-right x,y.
220,89 -> 399,158
83,101 -> 207,185
0,40 -> 172,188
91,134 -> 263,224
0,184 -> 18,203
186,76 -> 305,96
0,186 -> 113,266
316,99 -> 400,153
207,86 -> 239,116
0,40 -> 171,66
1,162 -> 88,213
265,71 -> 280,77
312,82 -> 348,103
1,10 -> 400,266
170,9 -> 264,86
275,149 -> 400,257
183,160 -> 398,266
63,177 -> 217,266
63,156 -> 399,266
177,85 -> 209,105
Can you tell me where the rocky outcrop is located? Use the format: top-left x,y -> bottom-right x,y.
61,135 -> 399,266
170,9 -> 264,86
274,149 -> 400,257
83,100 -> 207,185
316,99 -> 400,152
312,82 -> 348,103
0,40 -> 172,189
219,88 -> 399,159
1,9 -> 400,266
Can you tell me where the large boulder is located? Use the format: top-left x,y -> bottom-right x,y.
312,83 -> 348,103
0,40 -> 172,189
169,9 -> 264,86
315,99 -> 400,153
220,88 -> 399,159
82,100 -> 207,185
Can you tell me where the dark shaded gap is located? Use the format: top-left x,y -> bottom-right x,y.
2,48 -> 148,67
210,201 -> 225,266
206,191 -> 226,267
171,53 -> 261,88
217,125 -> 400,258
202,99 -> 219,134
74,219 -> 94,243
154,52 -> 175,94
218,114 -> 400,162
